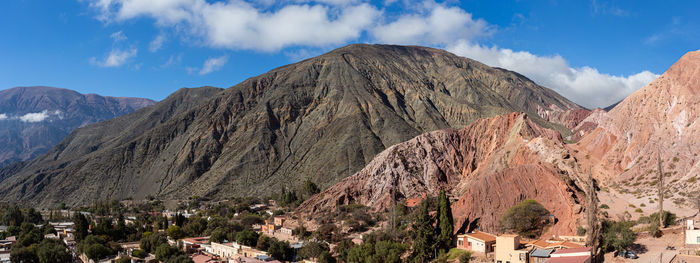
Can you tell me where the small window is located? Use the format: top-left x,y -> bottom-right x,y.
697,236 -> 700,243
497,260 -> 502,263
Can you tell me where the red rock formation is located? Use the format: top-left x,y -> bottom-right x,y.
296,112 -> 585,236
574,50 -> 700,205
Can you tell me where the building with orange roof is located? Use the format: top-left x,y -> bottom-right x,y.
457,231 -> 497,253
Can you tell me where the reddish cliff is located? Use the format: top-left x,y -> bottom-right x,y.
574,50 -> 700,209
296,112 -> 586,235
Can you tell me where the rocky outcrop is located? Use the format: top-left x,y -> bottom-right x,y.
574,50 -> 700,205
296,112 -> 585,235
0,86 -> 155,167
0,44 -> 582,207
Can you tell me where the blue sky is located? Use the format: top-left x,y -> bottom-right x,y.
1,0 -> 698,108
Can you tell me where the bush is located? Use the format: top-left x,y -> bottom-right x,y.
577,226 -> 587,236
599,204 -> 610,209
499,200 -> 551,238
132,249 -> 147,259
459,251 -> 473,263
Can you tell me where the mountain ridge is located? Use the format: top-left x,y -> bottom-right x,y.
0,86 -> 156,167
0,44 -> 584,207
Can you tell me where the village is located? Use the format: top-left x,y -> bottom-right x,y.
2,192 -> 700,263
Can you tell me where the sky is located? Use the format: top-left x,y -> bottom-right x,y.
1,0 -> 698,108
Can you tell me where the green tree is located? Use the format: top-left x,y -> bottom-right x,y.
167,225 -> 184,240
37,239 -> 72,263
139,232 -> 168,253
210,228 -> 228,243
11,244 -> 39,263
73,213 -> 89,242
499,199 -> 551,238
410,199 -> 436,262
436,190 -> 454,252
268,240 -> 293,261
4,205 -> 24,226
297,241 -> 330,260
303,179 -> 321,198
79,235 -> 115,261
236,229 -> 259,247
155,244 -> 184,262
26,208 -> 43,224
117,257 -> 132,263
318,251 -> 336,263
256,235 -> 272,251
601,220 -> 636,253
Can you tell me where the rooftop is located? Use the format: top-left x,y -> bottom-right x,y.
543,256 -> 590,263
464,231 -> 497,243
551,247 -> 592,254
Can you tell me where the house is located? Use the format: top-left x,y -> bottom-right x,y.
182,236 -> 211,253
529,248 -> 554,263
457,231 -> 497,253
527,239 -> 584,250
210,242 -> 268,259
670,254 -> 700,263
495,234 -> 530,263
686,219 -> 700,246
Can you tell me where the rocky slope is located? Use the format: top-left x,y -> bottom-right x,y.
574,50 -> 700,209
0,44 -> 583,207
0,86 -> 155,167
296,112 -> 586,235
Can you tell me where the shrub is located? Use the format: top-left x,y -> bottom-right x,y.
599,204 -> 610,209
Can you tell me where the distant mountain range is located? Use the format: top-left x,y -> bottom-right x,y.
0,44 -> 585,207
0,86 -> 155,167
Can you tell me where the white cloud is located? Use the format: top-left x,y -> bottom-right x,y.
0,113 -> 7,120
371,5 -> 492,45
149,33 -> 166,52
110,30 -> 127,42
91,0 -> 380,52
88,1 -> 659,108
198,55 -> 229,75
19,111 -> 51,123
447,41 -> 659,108
91,47 -> 138,67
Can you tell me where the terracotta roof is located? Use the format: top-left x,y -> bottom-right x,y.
552,247 -> 592,254
529,240 -> 585,249
465,231 -> 497,243
192,254 -> 217,263
543,256 -> 590,263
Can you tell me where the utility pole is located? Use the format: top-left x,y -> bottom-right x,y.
657,153 -> 664,228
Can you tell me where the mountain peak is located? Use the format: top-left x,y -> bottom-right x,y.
665,49 -> 700,93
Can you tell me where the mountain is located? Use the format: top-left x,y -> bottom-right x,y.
0,44 -> 583,207
0,86 -> 155,167
574,50 -> 700,211
296,112 -> 586,235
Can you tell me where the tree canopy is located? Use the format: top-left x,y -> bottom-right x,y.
499,199 -> 551,238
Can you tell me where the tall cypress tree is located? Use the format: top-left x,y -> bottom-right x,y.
411,199 -> 435,263
436,190 -> 454,252
73,213 -> 89,242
